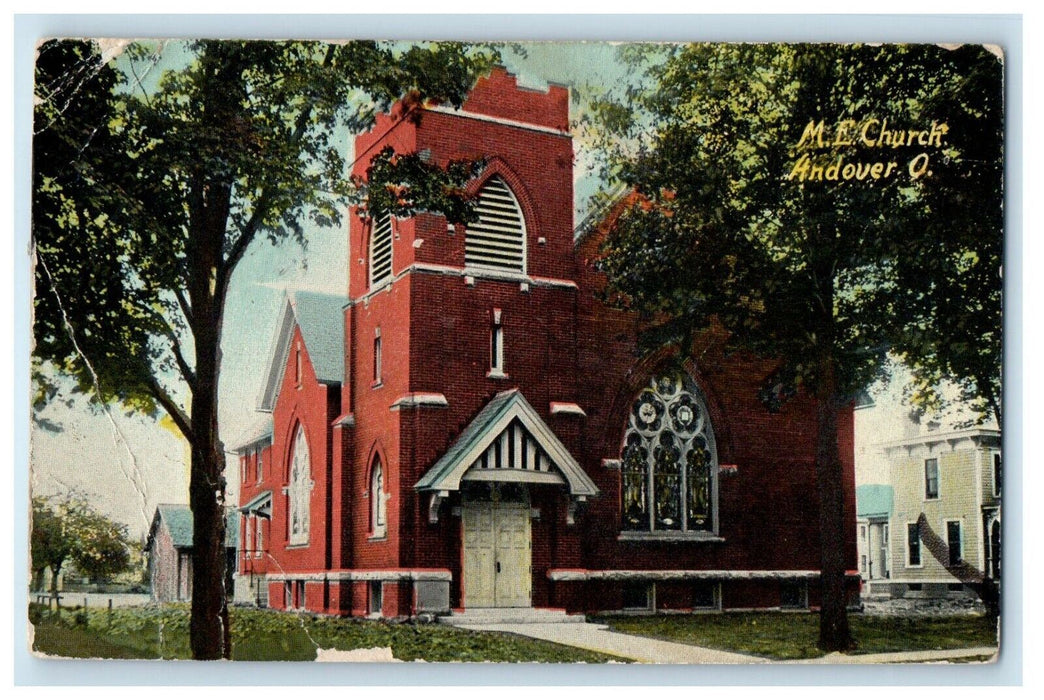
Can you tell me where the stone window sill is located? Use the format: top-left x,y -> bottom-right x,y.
617,531 -> 724,543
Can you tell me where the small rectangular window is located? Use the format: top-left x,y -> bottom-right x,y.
255,516 -> 264,558
924,458 -> 939,499
860,554 -> 867,574
948,583 -> 965,592
623,582 -> 653,610
369,581 -> 384,616
285,582 -> 293,609
908,583 -> 923,592
245,515 -> 254,557
907,523 -> 921,566
780,581 -> 807,609
947,520 -> 963,566
692,581 -> 718,609
373,328 -> 382,384
490,324 -> 503,373
296,580 -> 305,609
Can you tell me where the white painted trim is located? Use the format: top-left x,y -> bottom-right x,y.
425,104 -> 571,137
431,390 -> 598,497
390,392 -> 450,411
617,532 -> 725,543
267,569 -> 453,583
550,402 -> 586,417
348,263 -> 578,306
257,296 -> 297,411
880,427 -> 1001,452
547,569 -> 822,582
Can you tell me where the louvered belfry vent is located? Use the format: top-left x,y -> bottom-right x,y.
465,177 -> 526,273
370,213 -> 393,287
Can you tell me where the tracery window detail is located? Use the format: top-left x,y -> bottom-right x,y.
621,372 -> 717,533
370,457 -> 387,537
288,425 -> 312,546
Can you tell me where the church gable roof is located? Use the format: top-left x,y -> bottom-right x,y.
258,291 -> 348,411
415,389 -> 599,497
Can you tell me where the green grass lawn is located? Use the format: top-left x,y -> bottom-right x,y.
28,604 -> 618,662
591,612 -> 999,660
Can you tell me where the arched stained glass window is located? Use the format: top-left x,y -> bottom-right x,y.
621,372 -> 718,533
465,176 -> 526,273
287,425 -> 312,546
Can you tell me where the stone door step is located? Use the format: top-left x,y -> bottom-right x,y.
441,607 -> 587,625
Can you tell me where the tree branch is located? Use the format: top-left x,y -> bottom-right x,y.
143,373 -> 194,445
174,287 -> 194,331
218,44 -> 339,293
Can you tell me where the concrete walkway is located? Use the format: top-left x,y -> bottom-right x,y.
459,621 -> 766,663
461,621 -> 997,665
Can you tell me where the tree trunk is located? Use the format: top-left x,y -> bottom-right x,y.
188,321 -> 230,660
49,564 -> 61,597
814,353 -> 852,652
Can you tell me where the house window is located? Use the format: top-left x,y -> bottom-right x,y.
370,457 -> 386,537
370,212 -> 393,288
255,516 -> 264,558
257,448 -> 264,484
285,582 -> 293,609
296,580 -> 306,609
860,525 -> 866,541
860,554 -> 867,574
373,327 -> 382,385
241,456 -> 247,484
993,453 -> 1002,497
780,582 -> 808,609
287,425 -> 312,546
947,520 -> 963,566
245,514 -> 254,556
295,341 -> 302,387
907,522 -> 921,566
924,458 -> 939,499
622,582 -> 653,611
465,176 -> 526,274
489,308 -> 504,375
369,581 -> 384,615
692,581 -> 719,610
621,372 -> 717,533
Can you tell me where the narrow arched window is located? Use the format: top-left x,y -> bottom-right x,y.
370,457 -> 386,537
621,372 -> 717,533
370,212 -> 393,288
287,425 -> 312,546
465,176 -> 526,273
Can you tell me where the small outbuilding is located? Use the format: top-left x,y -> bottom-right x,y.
145,504 -> 239,603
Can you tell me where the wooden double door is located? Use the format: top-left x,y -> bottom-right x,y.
462,492 -> 532,608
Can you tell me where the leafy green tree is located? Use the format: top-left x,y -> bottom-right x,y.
31,495 -> 132,595
32,39 -> 497,658
589,43 -> 1002,650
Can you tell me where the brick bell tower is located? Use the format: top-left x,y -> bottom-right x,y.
335,68 -> 596,616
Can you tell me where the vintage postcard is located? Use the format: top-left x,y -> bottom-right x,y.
28,38 -> 1003,665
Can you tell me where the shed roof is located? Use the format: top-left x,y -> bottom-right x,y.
856,484 -> 894,519
148,504 -> 240,550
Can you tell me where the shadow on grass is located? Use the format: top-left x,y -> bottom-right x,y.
590,612 -> 999,661
28,603 -> 620,663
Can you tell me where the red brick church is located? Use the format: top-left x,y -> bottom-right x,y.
231,68 -> 858,618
